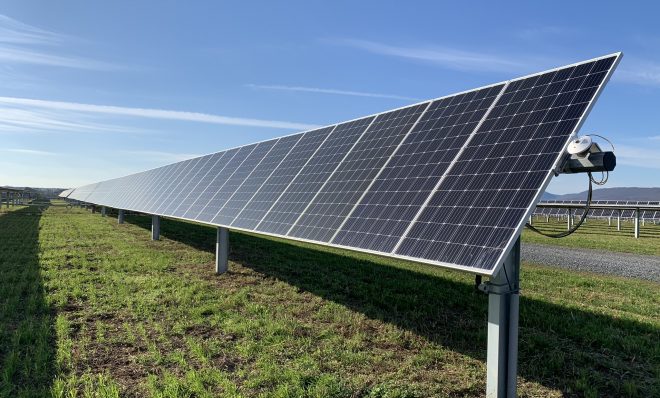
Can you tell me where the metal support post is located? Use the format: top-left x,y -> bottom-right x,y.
118,209 -> 125,224
486,237 -> 520,398
216,227 -> 229,274
545,215 -> 549,223
151,215 -> 160,240
617,210 -> 621,231
567,209 -> 572,231
608,216 -> 611,226
101,206 -> 106,217
634,209 -> 640,239
528,216 -> 532,226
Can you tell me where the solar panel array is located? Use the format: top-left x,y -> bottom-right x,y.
534,200 -> 660,220
65,53 -> 620,275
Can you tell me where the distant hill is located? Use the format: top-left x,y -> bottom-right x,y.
543,187 -> 660,202
541,191 -> 559,200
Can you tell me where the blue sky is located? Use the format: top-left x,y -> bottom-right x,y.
0,1 -> 659,194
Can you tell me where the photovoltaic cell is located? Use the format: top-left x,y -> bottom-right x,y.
256,117 -> 374,235
231,127 -> 335,230
332,85 -> 504,252
288,103 -> 430,242
395,56 -> 617,270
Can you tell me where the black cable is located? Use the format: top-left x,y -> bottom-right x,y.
502,262 -> 513,292
526,172 -> 593,238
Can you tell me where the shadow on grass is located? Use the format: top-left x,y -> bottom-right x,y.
125,214 -> 658,397
0,203 -> 54,396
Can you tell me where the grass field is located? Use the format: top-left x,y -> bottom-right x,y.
1,201 -> 658,397
522,216 -> 660,256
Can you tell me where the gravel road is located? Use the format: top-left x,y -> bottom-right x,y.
521,243 -> 660,282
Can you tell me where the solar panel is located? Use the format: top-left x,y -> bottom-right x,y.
145,159 -> 197,212
289,103 -> 429,242
333,85 -> 504,252
395,56 -> 617,270
171,150 -> 235,218
212,134 -> 302,225
535,200 -> 660,220
154,156 -> 208,215
256,117 -> 374,235
66,53 -> 621,275
196,140 -> 278,223
182,145 -> 256,220
231,127 -> 335,230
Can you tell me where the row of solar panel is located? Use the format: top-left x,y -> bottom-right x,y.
534,200 -> 660,219
62,55 -> 618,272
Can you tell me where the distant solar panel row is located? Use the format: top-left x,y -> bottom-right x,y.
534,200 -> 660,220
64,53 -> 620,274
59,188 -> 74,198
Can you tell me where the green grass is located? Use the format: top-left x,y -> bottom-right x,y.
522,216 -> 660,256
0,201 -> 658,397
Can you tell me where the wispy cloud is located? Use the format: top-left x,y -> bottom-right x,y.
615,143 -> 660,169
0,96 -> 319,132
246,83 -> 420,101
616,59 -> 660,87
2,148 -> 57,156
649,136 -> 660,140
120,150 -> 201,163
0,45 -> 118,70
0,14 -> 118,70
0,65 -> 41,89
515,26 -> 575,41
328,38 -> 531,73
0,14 -> 66,45
0,107 -> 151,135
